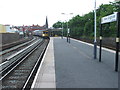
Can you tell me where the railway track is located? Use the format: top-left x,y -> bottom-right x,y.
0,37 -> 39,63
0,37 -> 33,51
0,37 -> 37,56
1,38 -> 49,89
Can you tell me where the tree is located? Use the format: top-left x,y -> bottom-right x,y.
53,21 -> 62,28
111,1 -> 120,12
52,2 -> 116,38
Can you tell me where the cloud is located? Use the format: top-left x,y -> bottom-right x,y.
0,0 -> 114,27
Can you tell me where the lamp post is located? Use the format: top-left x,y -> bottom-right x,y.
61,13 -> 73,43
60,20 -> 64,39
62,22 -> 63,39
94,0 -> 97,59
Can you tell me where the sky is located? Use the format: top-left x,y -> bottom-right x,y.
0,0 -> 115,27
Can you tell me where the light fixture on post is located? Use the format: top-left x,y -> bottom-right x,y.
61,13 -> 73,43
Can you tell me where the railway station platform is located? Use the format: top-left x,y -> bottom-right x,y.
31,37 -> 118,89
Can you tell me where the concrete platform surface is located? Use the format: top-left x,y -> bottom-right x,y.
31,37 -> 56,89
31,37 -> 118,89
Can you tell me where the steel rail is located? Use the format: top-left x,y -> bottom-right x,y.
0,37 -> 33,51
22,41 -> 48,89
0,39 -> 44,80
0,37 -> 36,56
0,39 -> 42,72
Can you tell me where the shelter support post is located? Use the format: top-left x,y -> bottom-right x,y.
115,12 -> 120,72
99,24 -> 102,62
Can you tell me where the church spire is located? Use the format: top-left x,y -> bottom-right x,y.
45,16 -> 48,28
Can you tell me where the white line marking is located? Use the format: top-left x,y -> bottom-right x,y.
31,39 -> 51,88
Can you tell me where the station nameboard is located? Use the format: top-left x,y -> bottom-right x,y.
101,13 -> 117,24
